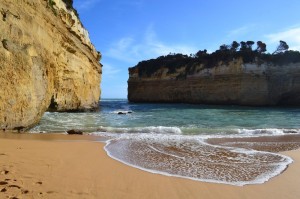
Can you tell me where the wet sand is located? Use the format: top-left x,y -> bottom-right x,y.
207,134 -> 300,152
1,132 -> 300,199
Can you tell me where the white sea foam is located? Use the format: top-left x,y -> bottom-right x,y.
95,126 -> 183,135
111,110 -> 134,114
147,145 -> 186,160
29,99 -> 300,186
90,127 -> 300,141
103,133 -> 294,186
237,128 -> 300,136
94,126 -> 300,138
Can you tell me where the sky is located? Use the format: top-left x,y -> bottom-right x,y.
73,0 -> 300,99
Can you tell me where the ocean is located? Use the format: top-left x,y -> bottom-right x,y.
31,99 -> 300,186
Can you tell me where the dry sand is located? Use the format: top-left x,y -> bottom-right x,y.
0,133 -> 300,199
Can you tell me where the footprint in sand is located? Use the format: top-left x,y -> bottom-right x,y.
1,182 -> 29,198
38,192 -> 44,196
46,191 -> 55,194
21,189 -> 29,194
1,170 -> 9,175
0,187 -> 7,192
8,185 -> 21,189
0,181 -> 8,185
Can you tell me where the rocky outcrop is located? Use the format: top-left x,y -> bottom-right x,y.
0,0 -> 102,130
128,58 -> 300,106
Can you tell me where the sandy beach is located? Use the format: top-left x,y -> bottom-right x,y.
1,133 -> 300,199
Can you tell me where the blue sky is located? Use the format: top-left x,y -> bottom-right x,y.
74,0 -> 300,99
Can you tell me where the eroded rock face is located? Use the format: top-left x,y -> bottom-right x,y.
128,59 -> 300,106
0,0 -> 102,130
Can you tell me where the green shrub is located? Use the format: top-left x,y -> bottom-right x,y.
131,41 -> 300,78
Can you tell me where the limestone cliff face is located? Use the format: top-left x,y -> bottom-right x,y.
0,0 -> 102,130
128,58 -> 300,106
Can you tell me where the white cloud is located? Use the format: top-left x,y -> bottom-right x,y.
102,63 -> 121,78
266,26 -> 300,51
105,38 -> 138,63
227,24 -> 257,38
105,25 -> 197,64
144,26 -> 197,55
74,0 -> 101,10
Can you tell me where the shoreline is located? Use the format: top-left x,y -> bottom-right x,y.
1,133 -> 300,199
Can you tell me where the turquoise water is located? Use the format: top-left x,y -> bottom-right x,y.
31,99 -> 300,186
31,99 -> 300,135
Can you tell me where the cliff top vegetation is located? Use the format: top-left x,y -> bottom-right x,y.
130,41 -> 300,78
48,0 -> 79,18
62,0 -> 79,18
62,0 -> 73,9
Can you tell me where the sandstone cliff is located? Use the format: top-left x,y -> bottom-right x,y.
0,0 -> 102,130
128,58 -> 300,106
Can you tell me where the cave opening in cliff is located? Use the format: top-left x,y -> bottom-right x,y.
48,96 -> 58,111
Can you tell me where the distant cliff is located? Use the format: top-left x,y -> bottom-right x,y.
0,0 -> 102,130
128,43 -> 300,106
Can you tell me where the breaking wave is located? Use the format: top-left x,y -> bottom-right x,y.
95,126 -> 183,135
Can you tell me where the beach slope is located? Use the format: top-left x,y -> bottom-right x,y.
0,134 -> 300,199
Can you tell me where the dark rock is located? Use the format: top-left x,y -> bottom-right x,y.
67,129 -> 83,135
117,111 -> 133,115
13,126 -> 25,132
